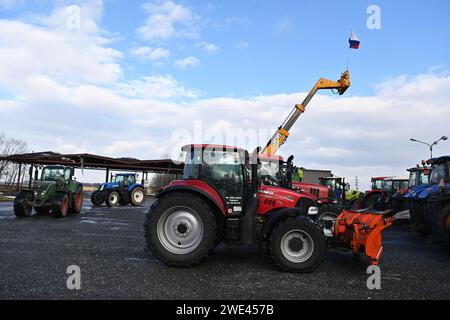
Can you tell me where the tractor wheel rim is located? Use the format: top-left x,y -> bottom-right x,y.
318,212 -> 339,224
280,229 -> 314,263
76,192 -> 82,207
133,190 -> 144,203
110,193 -> 118,204
62,197 -> 68,215
157,207 -> 204,255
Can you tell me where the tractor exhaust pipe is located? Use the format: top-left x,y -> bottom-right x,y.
240,147 -> 261,246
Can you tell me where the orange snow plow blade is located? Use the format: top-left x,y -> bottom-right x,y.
333,209 -> 394,265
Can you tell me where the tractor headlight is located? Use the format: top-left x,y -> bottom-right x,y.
308,207 -> 319,216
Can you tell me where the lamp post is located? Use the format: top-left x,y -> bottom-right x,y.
410,136 -> 448,159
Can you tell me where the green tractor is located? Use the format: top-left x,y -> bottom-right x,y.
14,165 -> 83,218
319,176 -> 363,207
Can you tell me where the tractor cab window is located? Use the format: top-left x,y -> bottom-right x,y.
384,180 -> 393,192
420,172 -> 429,185
259,160 -> 282,187
372,179 -> 384,190
42,167 -> 66,182
399,181 -> 409,190
409,172 -> 418,188
199,149 -> 245,211
114,175 -> 125,184
430,164 -> 448,184
125,175 -> 136,185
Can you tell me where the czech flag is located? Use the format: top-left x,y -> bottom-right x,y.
349,31 -> 360,49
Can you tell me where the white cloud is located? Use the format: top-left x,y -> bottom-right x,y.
130,46 -> 170,61
118,75 -> 201,100
196,41 -> 219,54
174,56 -> 199,68
138,0 -> 198,41
235,41 -> 250,49
273,16 -> 295,36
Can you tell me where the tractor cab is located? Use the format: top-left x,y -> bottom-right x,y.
41,166 -> 73,183
382,177 -> 409,194
371,177 -> 388,191
407,167 -> 430,189
428,156 -> 450,185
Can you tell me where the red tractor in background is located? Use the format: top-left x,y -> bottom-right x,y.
144,145 -> 397,272
361,176 -> 409,209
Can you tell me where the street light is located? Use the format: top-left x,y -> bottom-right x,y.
410,136 -> 448,159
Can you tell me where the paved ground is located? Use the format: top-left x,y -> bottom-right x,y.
0,195 -> 449,300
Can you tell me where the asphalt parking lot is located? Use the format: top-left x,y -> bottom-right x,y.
0,195 -> 449,300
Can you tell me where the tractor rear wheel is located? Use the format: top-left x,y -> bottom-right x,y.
70,187 -> 83,214
268,217 -> 326,273
105,190 -> 120,207
51,193 -> 69,218
130,187 -> 145,206
91,190 -> 105,206
144,193 -> 217,267
429,204 -> 450,244
14,192 -> 33,218
363,193 -> 383,209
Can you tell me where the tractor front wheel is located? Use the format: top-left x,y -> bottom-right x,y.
105,190 -> 120,207
52,193 -> 69,218
268,217 -> 326,273
144,193 -> 217,267
131,187 -> 145,206
91,190 -> 105,206
14,192 -> 33,218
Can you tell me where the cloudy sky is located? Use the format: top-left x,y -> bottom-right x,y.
0,0 -> 449,188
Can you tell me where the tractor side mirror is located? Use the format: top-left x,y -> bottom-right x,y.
70,168 -> 75,177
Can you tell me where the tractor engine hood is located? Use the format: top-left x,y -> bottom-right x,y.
100,182 -> 120,190
33,181 -> 56,201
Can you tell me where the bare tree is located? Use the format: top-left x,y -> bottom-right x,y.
0,133 -> 28,191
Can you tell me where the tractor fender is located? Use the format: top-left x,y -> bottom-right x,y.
127,183 -> 144,192
260,207 -> 315,244
156,184 -> 226,216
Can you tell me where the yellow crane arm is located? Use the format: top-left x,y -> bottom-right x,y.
261,70 -> 351,156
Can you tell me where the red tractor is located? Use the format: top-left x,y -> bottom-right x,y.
361,176 -> 409,209
144,145 -> 397,272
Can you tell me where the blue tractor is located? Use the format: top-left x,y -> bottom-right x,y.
91,173 -> 145,207
405,156 -> 450,243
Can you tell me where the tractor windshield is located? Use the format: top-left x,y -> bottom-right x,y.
430,163 -> 449,184
41,167 -> 70,182
259,160 -> 283,187
115,175 -> 135,185
372,179 -> 384,190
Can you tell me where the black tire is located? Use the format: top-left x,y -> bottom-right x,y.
429,203 -> 450,244
14,191 -> 32,218
105,190 -> 120,207
35,207 -> 51,216
91,190 -> 105,206
70,187 -> 83,214
268,217 -> 326,273
119,190 -> 130,206
144,192 -> 217,267
51,193 -> 69,218
362,193 -> 383,209
316,203 -> 342,224
130,187 -> 145,206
